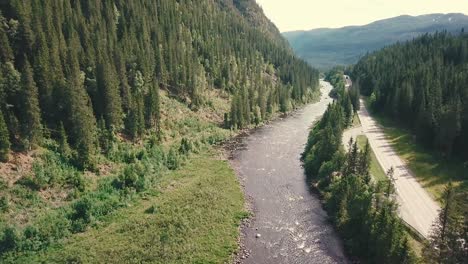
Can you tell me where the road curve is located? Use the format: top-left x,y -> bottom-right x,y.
358,99 -> 440,238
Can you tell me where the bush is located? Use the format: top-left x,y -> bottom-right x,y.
113,162 -> 148,192
70,197 -> 93,232
0,227 -> 19,254
166,148 -> 180,170
179,138 -> 193,155
0,196 -> 9,213
30,151 -> 85,191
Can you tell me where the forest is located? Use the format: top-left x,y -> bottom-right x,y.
0,0 -> 320,261
302,86 -> 416,263
352,32 -> 468,159
0,0 -> 319,168
302,83 -> 466,263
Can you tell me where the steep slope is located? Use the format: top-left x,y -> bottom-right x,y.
0,0 -> 319,261
0,0 -> 318,166
283,13 -> 468,69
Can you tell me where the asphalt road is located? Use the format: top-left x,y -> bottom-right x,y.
357,99 -> 440,238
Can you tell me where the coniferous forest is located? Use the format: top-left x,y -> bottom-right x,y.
0,0 -> 320,261
348,32 -> 468,263
0,0 -> 319,168
353,32 -> 468,159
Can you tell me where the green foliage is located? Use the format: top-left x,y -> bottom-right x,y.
10,152 -> 246,264
0,227 -> 19,254
166,148 -> 181,170
0,196 -> 9,213
19,59 -> 42,150
423,183 -> 467,263
30,151 -> 85,191
353,32 -> 468,158
0,109 -> 10,161
303,90 -> 416,263
0,0 -> 319,158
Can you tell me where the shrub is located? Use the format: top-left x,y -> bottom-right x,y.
166,148 -> 180,170
0,196 -> 9,213
70,197 -> 93,232
0,227 -> 19,254
179,138 -> 193,155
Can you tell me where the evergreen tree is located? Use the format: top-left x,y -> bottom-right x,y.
19,59 -> 42,149
424,182 -> 466,263
0,109 -> 10,161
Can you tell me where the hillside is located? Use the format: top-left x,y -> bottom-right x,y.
283,13 -> 468,69
0,0 -> 318,261
352,32 -> 468,263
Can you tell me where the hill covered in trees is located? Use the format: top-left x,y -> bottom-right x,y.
352,32 -> 468,263
0,0 -> 319,168
0,0 -> 320,261
353,32 -> 468,159
283,13 -> 468,69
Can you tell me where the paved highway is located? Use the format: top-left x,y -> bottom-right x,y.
357,99 -> 440,238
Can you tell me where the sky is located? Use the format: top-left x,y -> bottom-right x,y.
255,0 -> 468,32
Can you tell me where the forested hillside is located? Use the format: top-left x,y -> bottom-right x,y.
0,0 -> 320,261
0,0 -> 319,168
353,32 -> 468,159
283,13 -> 468,69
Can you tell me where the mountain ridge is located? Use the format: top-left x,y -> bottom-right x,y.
283,13 -> 468,69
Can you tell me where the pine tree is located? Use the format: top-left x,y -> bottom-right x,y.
64,36 -> 97,169
0,109 -> 10,162
424,182 -> 465,263
97,58 -> 123,131
358,140 -> 371,182
19,58 -> 42,149
57,121 -> 71,159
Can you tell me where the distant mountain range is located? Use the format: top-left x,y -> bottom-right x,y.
283,13 -> 468,70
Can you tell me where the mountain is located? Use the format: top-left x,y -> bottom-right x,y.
0,0 -> 318,166
283,13 -> 468,69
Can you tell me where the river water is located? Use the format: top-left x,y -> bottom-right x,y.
230,81 -> 348,264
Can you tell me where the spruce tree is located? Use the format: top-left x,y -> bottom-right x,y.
58,121 -> 71,159
20,58 -> 42,149
64,36 -> 97,169
0,109 -> 10,162
424,182 -> 465,263
97,58 -> 123,131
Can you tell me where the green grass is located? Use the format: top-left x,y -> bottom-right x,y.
364,98 -> 467,203
356,135 -> 387,182
13,151 -> 247,263
351,113 -> 361,128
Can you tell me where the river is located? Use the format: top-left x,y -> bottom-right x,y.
230,81 -> 348,264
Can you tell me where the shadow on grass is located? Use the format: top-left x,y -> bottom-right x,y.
367,106 -> 467,202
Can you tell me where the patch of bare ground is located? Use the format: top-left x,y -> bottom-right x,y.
0,151 -> 37,186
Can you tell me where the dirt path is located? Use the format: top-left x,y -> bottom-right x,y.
357,99 -> 440,238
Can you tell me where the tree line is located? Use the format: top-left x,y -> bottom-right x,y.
302,87 -> 416,263
0,0 -> 319,168
350,31 -> 467,264
352,32 -> 468,159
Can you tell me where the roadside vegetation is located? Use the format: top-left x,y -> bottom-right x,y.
350,31 -> 467,263
353,32 -> 468,199
302,82 -> 417,263
364,100 -> 467,202
356,135 -> 386,182
0,0 -> 321,262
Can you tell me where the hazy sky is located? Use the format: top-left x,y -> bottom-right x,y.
255,0 -> 468,32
